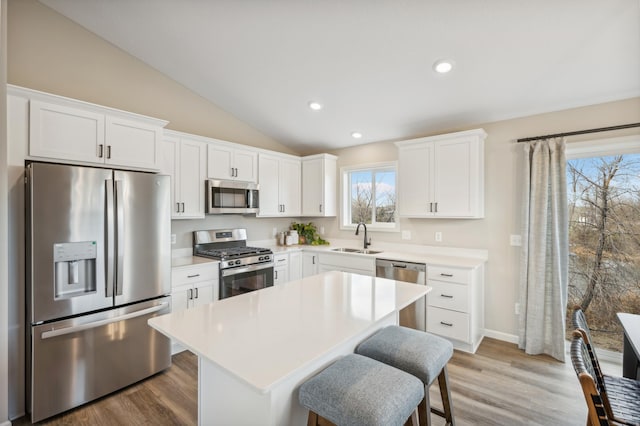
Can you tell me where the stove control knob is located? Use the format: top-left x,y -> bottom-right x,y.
235,260 -> 242,265
259,256 -> 264,261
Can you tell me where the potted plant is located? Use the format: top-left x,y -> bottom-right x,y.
290,222 -> 329,245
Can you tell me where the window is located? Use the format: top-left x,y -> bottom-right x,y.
341,163 -> 398,230
565,135 -> 640,356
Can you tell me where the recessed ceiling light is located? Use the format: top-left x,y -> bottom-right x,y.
351,132 -> 363,139
433,60 -> 454,74
308,101 -> 323,111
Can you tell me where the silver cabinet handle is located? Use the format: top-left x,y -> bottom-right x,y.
188,288 -> 193,300
440,321 -> 453,327
194,287 -> 199,299
440,294 -> 454,298
106,145 -> 112,159
429,202 -> 433,212
312,256 -> 316,265
187,274 -> 200,278
235,168 -> 238,177
440,273 -> 454,277
98,144 -> 104,158
319,204 -> 323,213
181,202 -> 185,213
41,303 -> 169,339
275,270 -> 278,280
434,202 -> 438,213
176,202 -> 181,213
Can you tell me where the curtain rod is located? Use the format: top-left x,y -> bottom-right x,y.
516,122 -> 640,143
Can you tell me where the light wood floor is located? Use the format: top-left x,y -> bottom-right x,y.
14,337 -> 601,425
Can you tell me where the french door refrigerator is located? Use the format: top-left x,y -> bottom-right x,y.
26,162 -> 172,422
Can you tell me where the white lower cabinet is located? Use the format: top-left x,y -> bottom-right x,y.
426,264 -> 484,353
301,252 -> 319,278
171,261 -> 219,354
274,253 -> 289,285
289,251 -> 302,281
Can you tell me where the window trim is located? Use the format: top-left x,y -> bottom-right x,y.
339,161 -> 399,232
566,135 -> 640,159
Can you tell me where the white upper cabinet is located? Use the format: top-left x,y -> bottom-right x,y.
301,154 -> 337,217
23,87 -> 166,170
207,142 -> 258,183
160,131 -> 207,219
396,129 -> 486,218
258,153 -> 301,217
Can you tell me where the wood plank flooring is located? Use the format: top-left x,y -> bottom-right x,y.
13,338 -> 599,425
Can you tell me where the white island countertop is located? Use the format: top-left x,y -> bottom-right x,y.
149,271 -> 429,393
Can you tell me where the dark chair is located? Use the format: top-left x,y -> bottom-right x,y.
572,308 -> 640,425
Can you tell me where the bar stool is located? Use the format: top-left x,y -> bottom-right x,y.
356,326 -> 455,426
298,353 -> 424,426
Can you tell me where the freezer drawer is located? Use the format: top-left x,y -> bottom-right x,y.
28,298 -> 171,423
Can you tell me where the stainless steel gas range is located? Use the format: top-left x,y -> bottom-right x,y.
193,228 -> 274,299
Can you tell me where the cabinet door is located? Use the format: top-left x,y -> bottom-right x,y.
279,159 -> 301,216
289,252 -> 302,282
179,138 -> 207,219
274,266 -> 289,285
302,158 -> 323,216
233,149 -> 258,183
398,144 -> 433,216
258,155 -> 280,216
29,100 -> 104,164
207,144 -> 234,180
171,285 -> 191,313
302,253 -> 318,277
192,282 -> 214,307
159,135 -> 180,218
105,116 -> 161,170
433,138 -> 480,217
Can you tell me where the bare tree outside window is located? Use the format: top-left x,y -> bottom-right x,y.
566,154 -> 640,352
348,168 -> 396,226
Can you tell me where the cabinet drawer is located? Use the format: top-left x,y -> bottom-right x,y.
427,307 -> 470,342
427,266 -> 470,285
427,281 -> 468,312
274,253 -> 289,266
172,264 -> 218,285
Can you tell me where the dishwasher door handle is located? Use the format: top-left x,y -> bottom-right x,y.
391,263 -> 407,268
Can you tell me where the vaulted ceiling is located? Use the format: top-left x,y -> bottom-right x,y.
40,0 -> 640,152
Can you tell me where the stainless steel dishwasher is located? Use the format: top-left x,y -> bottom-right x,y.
375,259 -> 427,331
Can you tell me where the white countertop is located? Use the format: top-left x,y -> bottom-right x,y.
171,255 -> 219,268
148,271 -> 429,392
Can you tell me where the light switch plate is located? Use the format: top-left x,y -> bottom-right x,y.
435,232 -> 442,242
510,234 -> 522,246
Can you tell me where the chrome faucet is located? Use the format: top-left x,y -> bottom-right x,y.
355,222 -> 371,249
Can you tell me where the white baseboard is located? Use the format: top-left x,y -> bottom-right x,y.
1,420 -> 12,426
483,328 -> 518,344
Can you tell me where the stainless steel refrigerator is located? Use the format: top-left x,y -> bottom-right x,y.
26,162 -> 172,422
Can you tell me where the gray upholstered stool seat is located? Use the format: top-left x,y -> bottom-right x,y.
356,326 -> 455,426
299,353 -> 424,426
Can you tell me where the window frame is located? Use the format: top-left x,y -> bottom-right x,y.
339,161 -> 399,232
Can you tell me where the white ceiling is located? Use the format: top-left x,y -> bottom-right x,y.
40,0 -> 640,153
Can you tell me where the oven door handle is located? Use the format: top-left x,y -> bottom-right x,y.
221,262 -> 274,277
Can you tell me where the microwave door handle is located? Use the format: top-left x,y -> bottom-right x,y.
105,179 -> 115,298
115,180 -> 125,296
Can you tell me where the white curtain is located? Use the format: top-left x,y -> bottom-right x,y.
518,138 -> 569,362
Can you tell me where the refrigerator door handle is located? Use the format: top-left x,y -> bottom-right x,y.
40,302 -> 169,340
105,179 -> 115,297
115,180 -> 125,296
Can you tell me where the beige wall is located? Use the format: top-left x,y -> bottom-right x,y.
318,97 -> 640,341
1,0 -> 9,423
7,0 -> 296,155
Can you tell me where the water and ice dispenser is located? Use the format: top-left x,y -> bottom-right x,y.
53,241 -> 97,299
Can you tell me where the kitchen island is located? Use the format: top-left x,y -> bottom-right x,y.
148,270 -> 430,425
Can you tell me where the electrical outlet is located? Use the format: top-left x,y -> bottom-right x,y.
402,230 -> 411,240
435,232 -> 442,242
171,234 -> 176,245
510,234 -> 522,246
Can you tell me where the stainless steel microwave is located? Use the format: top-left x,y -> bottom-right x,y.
206,180 -> 259,214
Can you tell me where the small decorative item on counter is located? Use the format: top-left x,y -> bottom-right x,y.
289,222 -> 329,245
278,232 -> 286,246
287,229 -> 299,245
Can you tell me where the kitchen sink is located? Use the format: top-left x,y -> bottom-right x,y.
331,248 -> 383,255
